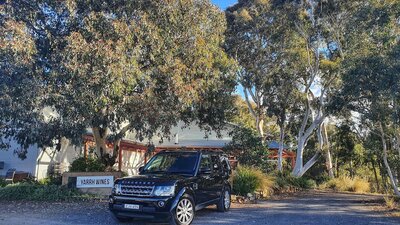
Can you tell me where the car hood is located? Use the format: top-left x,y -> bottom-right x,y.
117,174 -> 191,186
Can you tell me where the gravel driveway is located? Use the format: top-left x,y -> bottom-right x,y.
0,191 -> 399,225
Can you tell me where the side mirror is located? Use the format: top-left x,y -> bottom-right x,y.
139,166 -> 144,173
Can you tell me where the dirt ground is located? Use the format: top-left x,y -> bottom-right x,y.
0,191 -> 399,225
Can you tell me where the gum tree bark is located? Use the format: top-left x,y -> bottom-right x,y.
379,122 -> 400,197
320,122 -> 334,178
277,124 -> 285,172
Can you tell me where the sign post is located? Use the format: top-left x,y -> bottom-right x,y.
76,176 -> 114,188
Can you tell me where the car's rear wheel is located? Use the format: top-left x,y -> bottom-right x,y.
171,194 -> 195,225
217,187 -> 231,212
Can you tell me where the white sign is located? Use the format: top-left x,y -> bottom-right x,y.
76,176 -> 114,188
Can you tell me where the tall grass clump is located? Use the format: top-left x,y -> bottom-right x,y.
275,173 -> 316,192
232,166 -> 275,197
384,196 -> 397,210
321,176 -> 370,193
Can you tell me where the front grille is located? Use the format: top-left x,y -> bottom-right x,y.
120,181 -> 155,197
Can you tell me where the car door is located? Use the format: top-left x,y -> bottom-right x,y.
196,153 -> 214,204
210,154 -> 224,199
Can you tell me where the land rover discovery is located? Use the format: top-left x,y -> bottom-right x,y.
109,150 -> 232,225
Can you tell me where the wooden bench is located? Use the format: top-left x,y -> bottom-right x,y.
4,169 -> 31,183
4,168 -> 16,183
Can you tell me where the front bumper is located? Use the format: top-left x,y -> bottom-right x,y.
109,195 -> 177,221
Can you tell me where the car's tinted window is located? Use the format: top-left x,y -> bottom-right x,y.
143,152 -> 198,175
199,154 -> 212,171
221,156 -> 231,174
211,155 -> 222,174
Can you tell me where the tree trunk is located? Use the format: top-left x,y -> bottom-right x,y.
278,124 -> 285,172
293,151 -> 321,177
292,116 -> 325,177
335,157 -> 339,178
349,159 -> 354,178
379,122 -> 400,197
113,139 -> 121,158
256,117 -> 265,142
92,127 -> 108,158
293,138 -> 305,176
378,160 -> 389,193
371,158 -> 380,193
321,123 -> 334,178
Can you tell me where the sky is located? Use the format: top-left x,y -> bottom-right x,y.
211,0 -> 238,10
211,0 -> 243,95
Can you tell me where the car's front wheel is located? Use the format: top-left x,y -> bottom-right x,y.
217,187 -> 231,212
171,194 -> 195,225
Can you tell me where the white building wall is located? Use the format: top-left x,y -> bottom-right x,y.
0,138 -> 82,180
0,139 -> 40,178
35,139 -> 82,180
119,150 -> 146,176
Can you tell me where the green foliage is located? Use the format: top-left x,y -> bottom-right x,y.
321,176 -> 371,193
0,179 -> 7,188
0,183 -> 93,201
384,196 -> 397,210
232,166 -> 275,197
275,173 -> 317,191
224,126 -> 270,171
0,0 -> 236,161
69,157 -> 106,172
38,175 -> 62,186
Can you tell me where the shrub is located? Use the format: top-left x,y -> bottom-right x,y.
224,127 -> 271,171
0,183 -> 94,201
38,175 -> 62,186
384,196 -> 397,210
70,157 -> 106,172
352,179 -> 370,193
321,176 -> 370,193
0,178 -> 7,187
232,166 -> 275,197
275,173 -> 316,191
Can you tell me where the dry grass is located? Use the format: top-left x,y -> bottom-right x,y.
253,170 -> 276,197
351,179 -> 371,193
384,196 -> 397,210
320,176 -> 370,193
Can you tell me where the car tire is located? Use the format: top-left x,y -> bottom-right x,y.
217,187 -> 231,212
170,194 -> 195,225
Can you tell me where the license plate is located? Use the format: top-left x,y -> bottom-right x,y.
124,204 -> 140,210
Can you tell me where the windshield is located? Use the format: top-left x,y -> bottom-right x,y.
142,152 -> 198,175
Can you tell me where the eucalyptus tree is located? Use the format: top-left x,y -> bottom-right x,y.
0,0 -> 236,165
226,0 -> 285,140
338,0 -> 400,195
225,0 -> 306,169
287,0 -> 366,177
0,1 -> 80,158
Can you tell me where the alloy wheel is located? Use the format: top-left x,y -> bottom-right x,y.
224,190 -> 231,209
176,198 -> 194,225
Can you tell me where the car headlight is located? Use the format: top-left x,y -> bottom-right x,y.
153,185 -> 175,197
112,183 -> 122,195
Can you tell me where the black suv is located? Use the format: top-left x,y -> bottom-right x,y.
109,150 -> 232,225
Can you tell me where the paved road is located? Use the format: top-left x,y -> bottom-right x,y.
0,191 -> 399,225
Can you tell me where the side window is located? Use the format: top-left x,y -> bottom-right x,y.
211,155 -> 221,174
220,156 -> 231,175
200,154 -> 211,171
